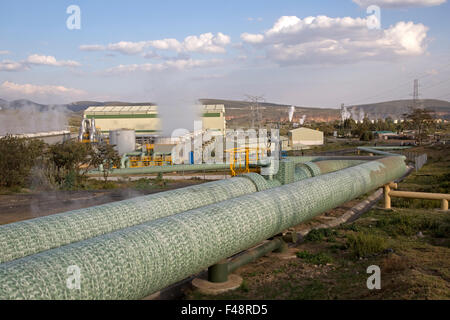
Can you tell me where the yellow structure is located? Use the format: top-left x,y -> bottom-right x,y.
288,128 -> 323,147
226,147 -> 266,176
83,105 -> 161,136
202,104 -> 226,133
129,155 -> 172,167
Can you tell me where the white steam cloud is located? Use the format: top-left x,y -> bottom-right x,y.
0,102 -> 69,135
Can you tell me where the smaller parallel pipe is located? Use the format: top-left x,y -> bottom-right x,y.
389,190 -> 450,201
388,190 -> 450,211
228,238 -> 284,274
208,259 -> 229,283
357,147 -> 407,158
285,156 -> 386,163
208,238 -> 285,283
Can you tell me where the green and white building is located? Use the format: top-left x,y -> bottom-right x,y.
83,105 -> 161,137
202,104 -> 226,133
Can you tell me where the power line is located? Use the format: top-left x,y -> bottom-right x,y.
341,61 -> 450,106
420,77 -> 450,91
435,92 -> 450,100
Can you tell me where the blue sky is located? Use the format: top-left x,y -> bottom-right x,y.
0,0 -> 449,108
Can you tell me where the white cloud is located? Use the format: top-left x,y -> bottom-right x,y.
241,15 -> 428,65
353,0 -> 446,8
0,81 -> 86,101
80,32 -> 231,55
105,58 -> 222,74
241,33 -> 264,44
0,54 -> 81,72
79,44 -> 106,51
0,60 -> 29,72
25,54 -> 81,67
148,38 -> 182,51
107,41 -> 149,55
248,17 -> 263,22
0,50 -> 10,55
379,21 -> 428,55
182,32 -> 230,53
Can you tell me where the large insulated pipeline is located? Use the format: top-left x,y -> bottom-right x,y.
0,176 -> 259,264
0,159 -> 362,264
0,156 -> 406,299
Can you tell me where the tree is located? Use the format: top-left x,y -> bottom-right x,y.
91,143 -> 120,183
403,108 -> 435,145
360,131 -> 374,141
47,141 -> 93,188
0,135 -> 46,188
343,118 -> 356,137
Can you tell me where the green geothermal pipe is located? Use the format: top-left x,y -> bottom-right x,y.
0,159 -> 361,264
0,156 -> 406,299
0,175 -> 260,264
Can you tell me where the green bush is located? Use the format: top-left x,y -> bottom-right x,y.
341,224 -> 360,232
296,251 -> 333,265
346,233 -> 387,258
360,131 -> 374,141
48,141 -> 94,187
0,135 -> 46,189
305,228 -> 337,242
376,213 -> 442,237
63,170 -> 77,190
154,172 -> 167,187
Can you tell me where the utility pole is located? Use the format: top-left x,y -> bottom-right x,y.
245,94 -> 265,129
413,79 -> 419,108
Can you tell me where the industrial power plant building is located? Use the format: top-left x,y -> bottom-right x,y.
83,105 -> 161,136
202,104 -> 226,133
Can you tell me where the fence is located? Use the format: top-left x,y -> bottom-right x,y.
400,152 -> 427,171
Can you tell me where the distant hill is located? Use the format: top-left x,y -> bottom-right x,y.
0,99 -> 157,113
2,99 -> 49,111
347,99 -> 450,121
199,98 -> 340,126
200,98 -> 450,125
1,97 -> 449,125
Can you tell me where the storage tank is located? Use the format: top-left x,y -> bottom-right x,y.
109,129 -> 136,155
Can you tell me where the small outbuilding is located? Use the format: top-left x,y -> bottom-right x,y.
288,128 -> 324,147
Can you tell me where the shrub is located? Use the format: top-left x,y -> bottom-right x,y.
305,228 -> 337,242
346,233 -> 387,258
376,213 -> 442,237
154,172 -> 166,187
48,141 -> 94,187
296,251 -> 333,265
0,135 -> 46,189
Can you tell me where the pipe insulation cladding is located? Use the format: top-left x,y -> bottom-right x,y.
0,159 -> 362,264
0,177 -> 259,264
0,157 -> 406,299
